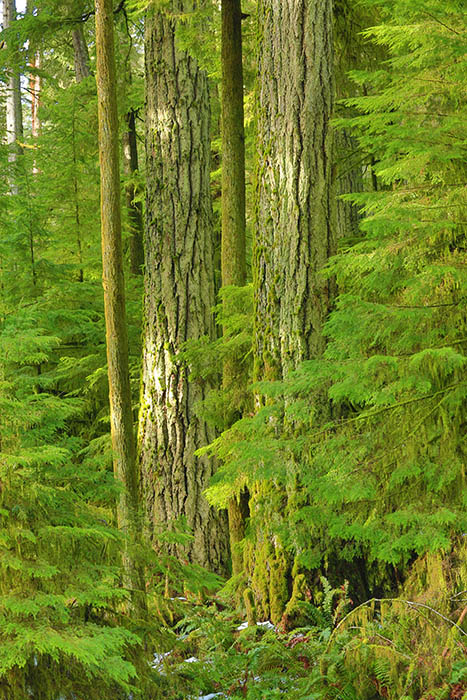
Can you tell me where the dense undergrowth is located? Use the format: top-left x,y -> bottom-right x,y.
155,557 -> 467,700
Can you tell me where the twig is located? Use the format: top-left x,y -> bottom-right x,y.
442,606 -> 467,658
309,381 -> 467,442
422,11 -> 462,36
327,596 -> 467,654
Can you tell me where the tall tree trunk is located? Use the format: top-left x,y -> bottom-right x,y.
335,128 -> 362,241
139,2 -> 228,575
255,0 -> 335,381
29,57 -> 40,139
27,1 -> 40,181
71,23 -> 90,282
2,0 -> 23,190
71,101 -> 84,282
221,0 -> 246,293
72,23 -> 91,82
122,108 -> 144,275
94,0 -> 146,614
221,0 -> 249,578
248,0 -> 335,622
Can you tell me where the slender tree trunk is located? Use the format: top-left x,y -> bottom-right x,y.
139,2 -> 229,575
248,0 -> 335,622
122,108 -> 144,275
2,0 -> 23,191
221,0 -> 246,293
29,57 -> 40,139
221,0 -> 249,578
71,24 -> 89,282
119,16 -> 144,276
94,0 -> 146,614
27,1 -> 40,183
335,128 -> 362,241
72,23 -> 91,82
71,102 -> 84,282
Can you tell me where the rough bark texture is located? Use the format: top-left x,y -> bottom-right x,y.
254,0 -> 335,382
139,3 -> 228,574
221,0 -> 248,578
249,0 -> 335,622
95,0 -> 145,613
122,109 -> 144,275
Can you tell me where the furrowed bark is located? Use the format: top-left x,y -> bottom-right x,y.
72,23 -> 91,82
249,0 -> 335,622
254,0 -> 335,381
140,2 -> 228,575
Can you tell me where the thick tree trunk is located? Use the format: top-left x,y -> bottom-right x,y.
221,0 -> 248,578
94,0 -> 146,614
249,0 -> 335,622
122,108 -> 144,275
254,0 -> 335,382
139,3 -> 228,575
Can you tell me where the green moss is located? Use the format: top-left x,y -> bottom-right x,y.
282,573 -> 313,631
269,551 -> 289,625
248,538 -> 271,620
243,587 -> 257,627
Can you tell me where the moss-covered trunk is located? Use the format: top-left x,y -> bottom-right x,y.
221,0 -> 249,578
221,0 -> 246,294
249,0 -> 335,622
94,0 -> 146,614
139,2 -> 228,575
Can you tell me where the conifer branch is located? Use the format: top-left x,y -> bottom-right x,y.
422,11 -> 462,36
311,382 -> 467,441
387,298 -> 465,309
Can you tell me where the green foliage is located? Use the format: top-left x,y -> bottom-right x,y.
204,0 -> 467,582
182,284 -> 254,432
157,566 -> 467,700
0,11 -> 149,697
0,303 -> 140,697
